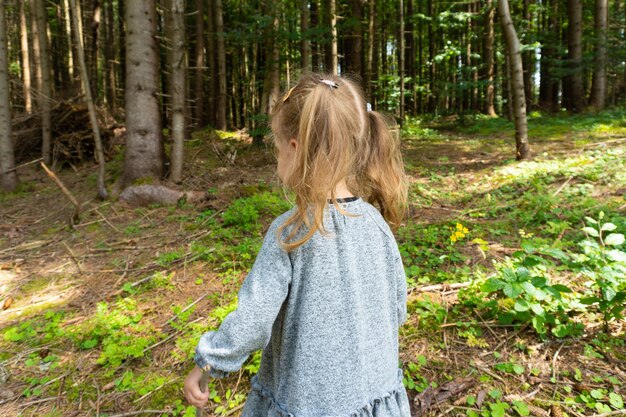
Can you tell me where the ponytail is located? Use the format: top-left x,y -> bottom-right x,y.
364,111 -> 408,231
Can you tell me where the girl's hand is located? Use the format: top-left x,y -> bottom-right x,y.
184,366 -> 210,407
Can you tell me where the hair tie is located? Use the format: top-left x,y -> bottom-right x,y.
319,79 -> 339,89
366,102 -> 372,112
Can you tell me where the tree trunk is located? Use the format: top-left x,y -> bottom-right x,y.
215,0 -> 227,130
206,0 -> 216,127
311,0 -> 319,71
104,0 -> 116,114
483,0 -> 497,116
90,1 -> 101,100
122,0 -> 164,185
324,0 -> 338,75
565,0 -> 585,112
366,0 -> 375,98
167,0 -> 186,183
69,0 -> 107,199
31,0 -> 52,165
539,0 -> 559,111
345,0 -> 364,79
63,0 -> 75,83
590,0 -> 607,110
0,1 -> 17,191
301,0 -> 310,71
522,0 -> 534,110
498,0 -> 530,160
192,0 -> 205,127
406,0 -> 415,115
19,0 -> 33,113
398,0 -> 404,122
118,0 -> 125,96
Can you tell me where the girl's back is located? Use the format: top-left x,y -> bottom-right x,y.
245,198 -> 408,416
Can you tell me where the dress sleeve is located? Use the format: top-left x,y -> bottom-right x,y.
395,249 -> 408,326
194,217 -> 292,378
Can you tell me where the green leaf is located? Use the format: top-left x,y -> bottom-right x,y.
504,283 -> 523,298
532,316 -> 547,334
590,389 -> 605,400
514,299 -> 530,312
609,393 -> 624,409
585,217 -> 598,225
605,233 -> 625,246
530,303 -> 545,316
551,284 -> 572,293
512,400 -> 530,416
481,278 -> 504,293
488,389 -> 502,399
601,223 -> 617,232
489,402 -> 508,417
607,249 -> 626,262
582,227 -> 599,237
596,403 -> 612,413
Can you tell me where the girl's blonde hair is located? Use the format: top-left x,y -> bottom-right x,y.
271,73 -> 407,251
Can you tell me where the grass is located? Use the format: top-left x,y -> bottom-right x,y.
1,111 -> 625,416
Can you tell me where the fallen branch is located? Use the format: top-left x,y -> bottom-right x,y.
410,282 -> 471,293
41,162 -> 81,225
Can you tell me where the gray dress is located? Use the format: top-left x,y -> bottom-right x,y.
195,198 -> 411,417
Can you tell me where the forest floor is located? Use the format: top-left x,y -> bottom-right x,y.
0,109 -> 625,417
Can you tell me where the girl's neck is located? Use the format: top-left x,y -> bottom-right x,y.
328,180 -> 354,200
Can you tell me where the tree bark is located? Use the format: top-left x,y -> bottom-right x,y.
19,0 -> 33,114
301,0 -> 310,71
193,0 -> 205,127
565,0 -> 585,112
167,0 -> 186,183
63,0 -> 75,82
498,0 -> 530,160
31,0 -> 52,165
345,0 -> 364,79
122,0 -> 164,185
104,0 -> 116,114
206,0 -> 216,127
590,0 -> 608,110
324,0 -> 338,75
398,0 -> 404,122
215,0 -> 227,130
483,0 -> 497,116
539,0 -> 559,111
0,0 -> 18,191
366,0 -> 375,98
69,0 -> 107,198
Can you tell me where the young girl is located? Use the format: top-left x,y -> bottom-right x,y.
184,73 -> 411,417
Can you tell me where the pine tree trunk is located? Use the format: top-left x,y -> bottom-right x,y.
366,0 -> 375,98
301,0 -> 310,71
0,0 -> 17,191
31,0 -> 52,165
192,0 -> 205,127
483,0 -> 497,116
406,0 -> 415,115
539,0 -> 559,111
122,0 -> 164,185
324,0 -> 338,75
311,0 -> 319,71
167,0 -> 186,183
69,0 -> 107,198
522,0 -> 534,110
345,0 -> 364,78
215,0 -> 227,130
398,0 -> 404,122
118,0 -> 125,95
590,0 -> 607,110
90,1 -> 101,100
19,0 -> 32,114
206,1 -> 216,127
104,0 -> 116,114
565,0 -> 585,112
498,0 -> 530,160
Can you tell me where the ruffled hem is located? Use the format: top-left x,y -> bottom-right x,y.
243,369 -> 410,417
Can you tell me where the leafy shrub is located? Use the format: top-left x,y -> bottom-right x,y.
221,191 -> 291,232
575,214 -> 626,330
